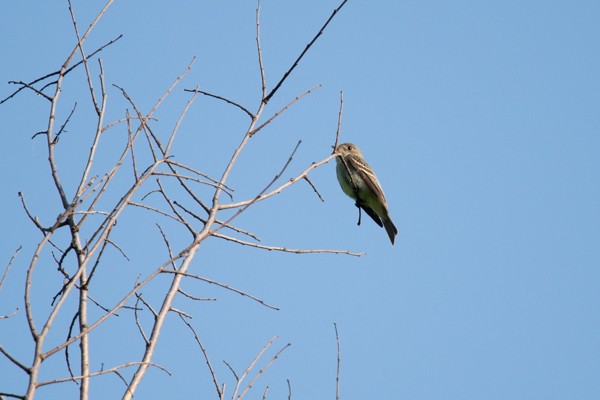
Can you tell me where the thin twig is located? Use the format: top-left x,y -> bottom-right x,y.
177,314 -> 223,399
128,201 -> 179,221
232,336 -> 277,399
164,159 -> 234,191
136,292 -> 158,318
155,179 -> 195,235
256,0 -> 267,99
87,294 -> 113,314
1,34 -> 122,105
174,201 -> 261,242
0,309 -> 18,320
113,84 -> 160,163
334,322 -> 341,400
7,80 -> 54,101
64,312 -> 79,385
184,89 -> 254,118
0,246 -> 21,291
18,192 -> 46,232
31,130 -> 48,139
0,345 -> 30,374
263,0 -> 349,104
218,153 -> 337,210
73,174 -> 99,204
160,270 -> 279,311
36,362 -> 171,387
211,141 -> 304,237
72,210 -> 109,217
105,239 -> 130,261
178,288 -> 216,302
262,386 -> 270,400
213,232 -> 364,257
156,223 -> 178,271
68,0 -> 100,114
238,341 -> 292,399
169,307 -> 192,319
303,176 -> 324,202
152,171 -> 233,199
251,84 -> 321,136
224,360 -> 239,382
126,109 -> 139,180
85,240 -> 112,289
74,57 -> 107,200
333,91 -> 344,150
54,102 -> 77,144
99,113 -> 151,133
0,392 -> 25,399
164,84 -> 199,155
134,295 -> 149,345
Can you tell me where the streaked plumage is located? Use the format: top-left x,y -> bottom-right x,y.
335,143 -> 398,245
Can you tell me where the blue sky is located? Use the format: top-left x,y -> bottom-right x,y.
1,1 -> 600,399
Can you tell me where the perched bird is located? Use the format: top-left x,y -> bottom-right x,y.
335,142 -> 398,245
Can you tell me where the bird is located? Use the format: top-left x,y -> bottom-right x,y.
334,142 -> 398,245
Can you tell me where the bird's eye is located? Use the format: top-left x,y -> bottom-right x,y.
348,145 -> 353,150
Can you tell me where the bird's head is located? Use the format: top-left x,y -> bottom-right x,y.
334,142 -> 362,158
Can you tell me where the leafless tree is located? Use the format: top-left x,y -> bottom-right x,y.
0,1 -> 352,399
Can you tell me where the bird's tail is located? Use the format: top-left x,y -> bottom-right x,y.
383,217 -> 398,245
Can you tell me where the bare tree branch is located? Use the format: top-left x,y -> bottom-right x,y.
36,362 -> 171,387
333,91 -> 344,150
160,270 -> 280,311
164,159 -> 234,191
0,246 -> 21,292
219,153 -> 337,210
0,345 -> 30,375
334,322 -> 341,400
177,314 -> 223,399
178,288 -> 216,302
68,0 -> 100,114
213,232 -> 364,257
263,0 -> 349,104
231,336 -> 278,399
184,89 -> 254,118
211,141 -> 305,238
303,176 -> 325,202
0,391 -> 26,400
17,192 -> 48,233
2,2 -> 355,398
74,57 -> 107,200
0,34 -> 122,105
251,84 -> 321,137
237,338 -> 292,400
256,0 -> 267,99
54,102 -> 77,145
134,295 -> 150,345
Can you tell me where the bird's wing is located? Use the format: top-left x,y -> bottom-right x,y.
348,154 -> 387,205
